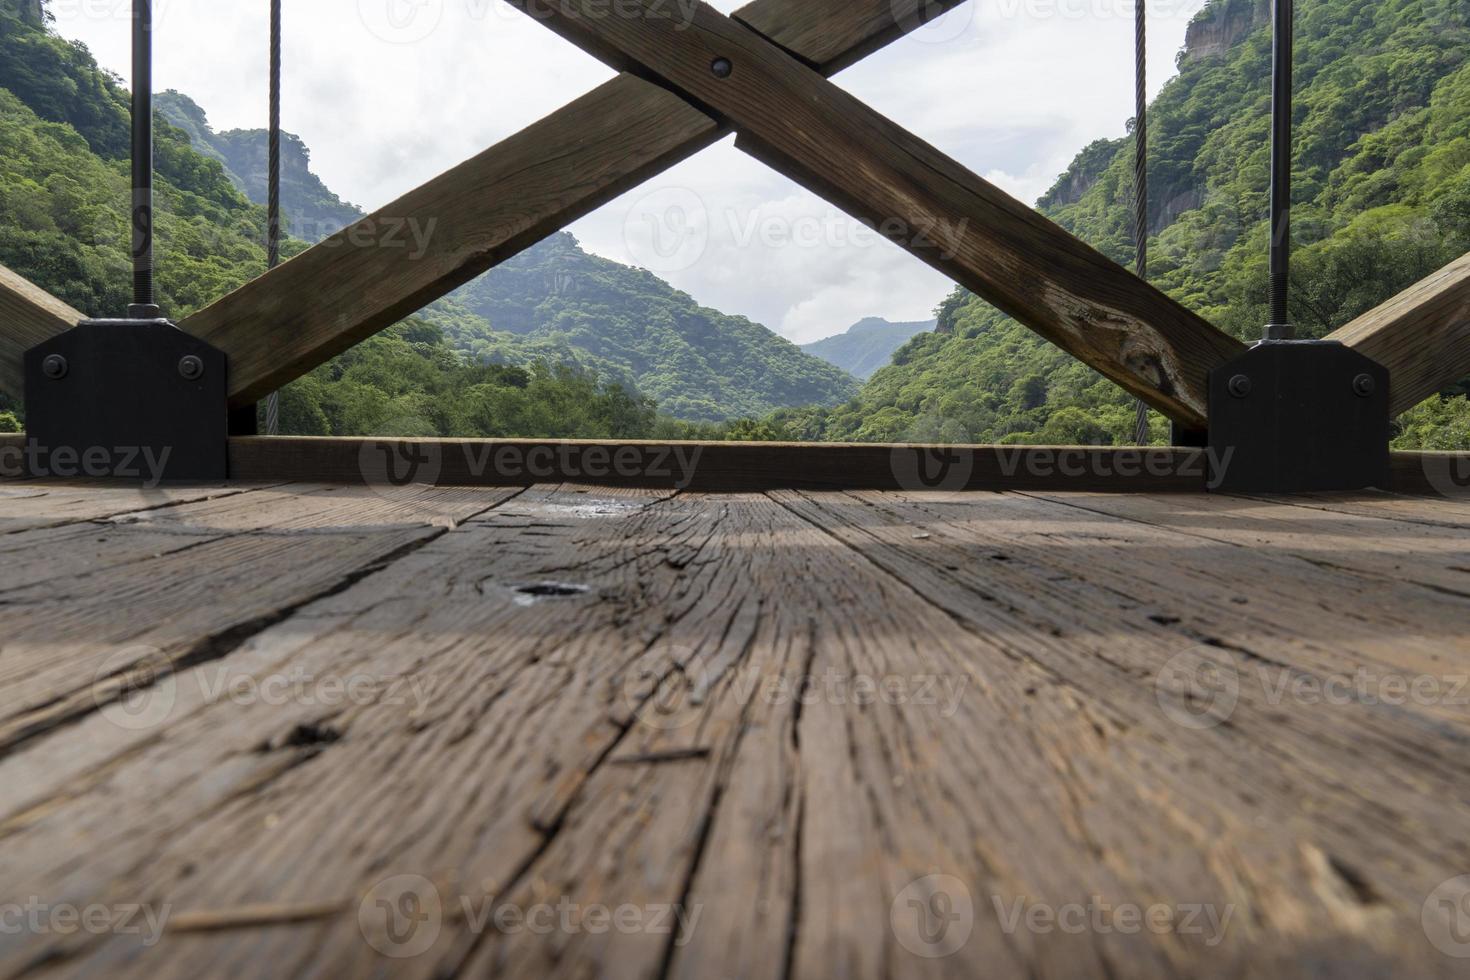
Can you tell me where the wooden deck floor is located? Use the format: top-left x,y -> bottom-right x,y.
1,480 -> 1468,978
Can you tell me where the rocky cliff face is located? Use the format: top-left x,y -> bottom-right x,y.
2,0 -> 46,24
1182,0 -> 1270,64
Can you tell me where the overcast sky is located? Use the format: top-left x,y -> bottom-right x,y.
50,0 -> 1209,343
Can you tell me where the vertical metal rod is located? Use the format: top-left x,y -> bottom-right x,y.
129,0 -> 159,318
264,0 -> 283,435
1131,0 -> 1151,445
1265,0 -> 1294,340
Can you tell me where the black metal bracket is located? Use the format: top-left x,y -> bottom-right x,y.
23,319 -> 229,481
1206,340 -> 1389,492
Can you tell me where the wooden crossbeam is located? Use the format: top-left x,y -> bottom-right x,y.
506,0 -> 1244,428
177,0 -> 968,408
1326,251 -> 1470,417
0,264 -> 85,401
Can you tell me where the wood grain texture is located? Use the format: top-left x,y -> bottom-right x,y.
0,263 -> 85,401
0,482 -> 517,757
508,0 -> 1245,426
1,484 -> 1467,977
229,435 -> 1212,491
182,77 -> 719,406
1328,251 -> 1470,416
179,0 -> 966,407
732,0 -> 968,73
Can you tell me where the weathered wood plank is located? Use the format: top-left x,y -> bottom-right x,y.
179,0 -> 967,407
733,0 -> 959,73
1022,489 -> 1470,598
2,488 -> 1468,977
0,482 -> 516,755
1329,251 -> 1470,417
0,263 -> 84,401
506,0 -> 1245,427
230,435 -> 1211,492
1241,487 -> 1470,529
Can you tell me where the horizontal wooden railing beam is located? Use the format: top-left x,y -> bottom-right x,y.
179,0 -> 969,408
1328,250 -> 1470,417
0,265 -> 85,402
231,437 -> 1214,491
506,0 -> 1244,428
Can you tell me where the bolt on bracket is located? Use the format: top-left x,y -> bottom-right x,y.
1206,339 -> 1389,492
23,318 -> 230,481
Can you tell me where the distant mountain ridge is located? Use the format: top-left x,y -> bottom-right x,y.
156,91 -> 364,242
152,93 -> 856,421
801,317 -> 936,380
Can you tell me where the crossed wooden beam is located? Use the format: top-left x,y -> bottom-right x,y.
2,0 -> 1468,428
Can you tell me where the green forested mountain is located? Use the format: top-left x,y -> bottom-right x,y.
766,0 -> 1470,447
801,317 -> 937,380
449,233 -> 859,421
5,0 -> 1467,445
0,6 -> 854,432
155,91 -> 363,242
161,92 -> 858,423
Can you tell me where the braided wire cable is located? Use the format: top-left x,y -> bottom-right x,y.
264,0 -> 283,435
1131,0 -> 1151,446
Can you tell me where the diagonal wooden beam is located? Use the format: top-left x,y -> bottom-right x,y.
178,0 -> 968,408
1327,250 -> 1470,417
506,0 -> 1245,428
0,264 -> 85,402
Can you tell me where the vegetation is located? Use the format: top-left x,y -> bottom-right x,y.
156,92 -> 364,243
741,0 -> 1470,446
2,0 -> 1467,446
449,233 -> 859,421
800,317 -> 937,381
0,5 -> 851,434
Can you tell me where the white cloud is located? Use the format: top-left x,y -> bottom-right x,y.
49,0 -> 1209,345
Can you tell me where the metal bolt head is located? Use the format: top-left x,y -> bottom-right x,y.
177,355 -> 205,381
711,57 -> 733,78
1227,374 -> 1252,398
41,354 -> 68,380
1352,373 -> 1376,398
